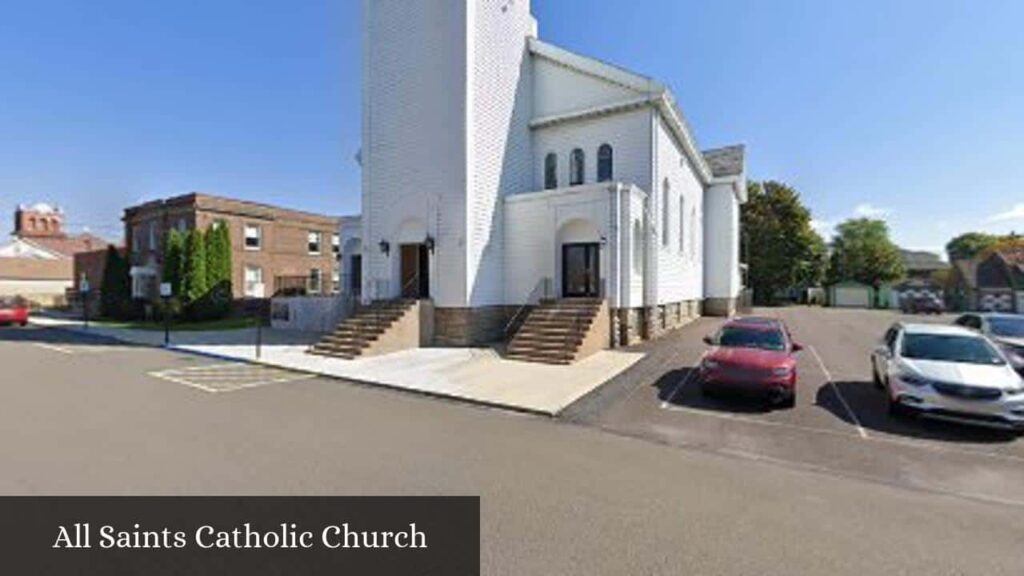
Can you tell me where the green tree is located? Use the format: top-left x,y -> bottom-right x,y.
162,229 -> 186,296
181,229 -> 208,305
741,181 -> 828,305
99,245 -> 131,318
202,223 -> 233,318
827,218 -> 904,287
946,232 -> 998,261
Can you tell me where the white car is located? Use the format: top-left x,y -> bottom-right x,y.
870,323 -> 1024,431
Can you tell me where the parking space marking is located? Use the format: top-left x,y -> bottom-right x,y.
659,366 -> 700,409
809,344 -> 868,439
33,342 -> 75,354
148,363 -> 316,394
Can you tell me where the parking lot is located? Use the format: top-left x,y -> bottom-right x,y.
568,306 -> 1024,506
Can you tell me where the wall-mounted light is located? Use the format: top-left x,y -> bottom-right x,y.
425,235 -> 436,254
599,235 -> 608,245
378,239 -> 390,256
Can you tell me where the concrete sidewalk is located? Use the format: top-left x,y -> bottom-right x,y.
31,316 -> 644,416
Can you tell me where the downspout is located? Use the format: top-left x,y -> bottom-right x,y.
644,109 -> 659,338
608,183 -> 622,347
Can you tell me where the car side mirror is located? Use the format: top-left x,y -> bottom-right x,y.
703,335 -> 714,345
791,342 -> 804,353
874,344 -> 891,357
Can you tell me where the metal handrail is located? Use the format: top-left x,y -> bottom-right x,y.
504,277 -> 552,340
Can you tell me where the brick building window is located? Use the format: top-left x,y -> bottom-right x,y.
308,268 -> 322,294
332,233 -> 341,257
308,231 -> 322,255
244,224 -> 261,250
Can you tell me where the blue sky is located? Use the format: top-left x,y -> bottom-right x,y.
2,1 -> 1023,254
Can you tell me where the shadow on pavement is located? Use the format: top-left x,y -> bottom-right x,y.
817,380 -> 1020,444
0,324 -> 137,347
654,367 -> 781,414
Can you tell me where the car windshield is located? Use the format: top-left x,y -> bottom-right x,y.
717,327 -> 786,351
901,333 -> 1005,365
989,317 -> 1024,338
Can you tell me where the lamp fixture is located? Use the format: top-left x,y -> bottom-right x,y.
378,239 -> 390,256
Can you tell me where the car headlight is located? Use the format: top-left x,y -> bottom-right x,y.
771,366 -> 793,377
702,359 -> 720,370
1006,387 -> 1024,397
897,373 -> 931,387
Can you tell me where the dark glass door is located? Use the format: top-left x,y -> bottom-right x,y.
350,254 -> 362,297
562,243 -> 600,298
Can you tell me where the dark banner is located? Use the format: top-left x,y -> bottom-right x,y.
0,496 -> 479,575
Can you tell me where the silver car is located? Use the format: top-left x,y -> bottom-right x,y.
871,323 -> 1024,431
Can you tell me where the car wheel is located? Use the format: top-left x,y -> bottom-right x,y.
779,393 -> 796,409
19,321 -> 27,327
887,394 -> 915,419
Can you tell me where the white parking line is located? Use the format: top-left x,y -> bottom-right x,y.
33,342 -> 75,354
148,363 -> 316,393
809,344 -> 869,439
659,363 -> 700,409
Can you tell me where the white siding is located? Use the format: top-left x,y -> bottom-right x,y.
531,108 -> 652,193
466,0 -> 535,306
532,56 -> 641,118
361,0 -> 469,306
703,182 -> 742,299
652,115 -> 703,304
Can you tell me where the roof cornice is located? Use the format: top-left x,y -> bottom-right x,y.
527,38 -> 715,184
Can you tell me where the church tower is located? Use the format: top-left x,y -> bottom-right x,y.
361,0 -> 536,344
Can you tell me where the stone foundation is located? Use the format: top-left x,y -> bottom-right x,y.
615,299 -> 701,346
434,306 -> 517,346
703,297 -> 737,317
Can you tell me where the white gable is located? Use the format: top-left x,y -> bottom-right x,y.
532,55 -> 644,119
0,237 -> 61,260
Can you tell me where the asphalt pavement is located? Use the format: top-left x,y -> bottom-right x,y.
2,315 -> 1023,575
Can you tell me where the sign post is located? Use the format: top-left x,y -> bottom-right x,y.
79,274 -> 91,330
159,282 -> 173,347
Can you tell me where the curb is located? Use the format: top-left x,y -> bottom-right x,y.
38,320 -> 559,418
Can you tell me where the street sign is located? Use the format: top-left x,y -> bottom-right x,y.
160,282 -> 173,298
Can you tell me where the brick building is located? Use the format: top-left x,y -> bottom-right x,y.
0,203 -> 107,306
122,193 -> 341,302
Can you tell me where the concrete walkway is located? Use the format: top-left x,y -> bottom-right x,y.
31,316 -> 644,416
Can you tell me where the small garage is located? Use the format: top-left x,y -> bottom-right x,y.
828,281 -> 874,308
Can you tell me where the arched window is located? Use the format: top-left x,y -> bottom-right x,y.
679,195 -> 686,253
597,144 -> 613,182
632,219 -> 643,274
544,153 -> 558,190
661,179 -> 671,247
570,148 -> 585,186
690,208 -> 699,258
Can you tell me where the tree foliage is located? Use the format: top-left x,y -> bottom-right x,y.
945,232 -> 998,261
827,218 -> 904,286
99,245 -> 131,318
741,181 -> 827,305
181,229 -> 209,306
162,229 -> 186,296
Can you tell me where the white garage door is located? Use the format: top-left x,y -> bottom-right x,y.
834,287 -> 871,308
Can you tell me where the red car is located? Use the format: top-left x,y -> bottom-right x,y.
699,317 -> 802,408
0,297 -> 29,327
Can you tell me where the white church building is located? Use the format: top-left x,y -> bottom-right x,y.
346,0 -> 746,349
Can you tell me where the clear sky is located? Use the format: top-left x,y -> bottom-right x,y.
2,1 -> 1022,254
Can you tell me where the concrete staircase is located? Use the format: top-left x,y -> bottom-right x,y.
506,298 -> 609,365
309,299 -> 420,360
